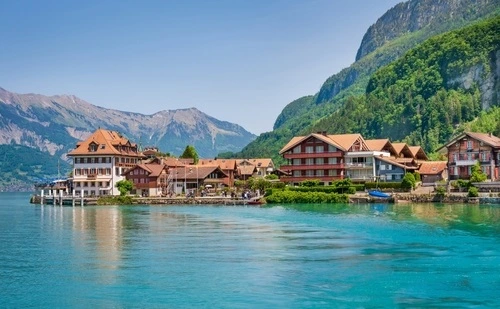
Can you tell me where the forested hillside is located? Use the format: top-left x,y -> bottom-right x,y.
310,16 -> 499,153
232,0 -> 499,164
0,145 -> 70,191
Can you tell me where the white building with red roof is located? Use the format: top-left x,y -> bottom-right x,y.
67,129 -> 144,196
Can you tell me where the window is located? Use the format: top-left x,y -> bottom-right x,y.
328,145 -> 337,152
316,158 -> 324,165
305,146 -> 314,153
467,140 -> 473,149
89,144 -> 97,152
293,159 -> 301,165
115,167 -> 120,176
316,170 -> 324,176
106,168 -> 111,175
315,145 -> 324,153
328,158 -> 337,164
305,158 -> 314,165
305,170 -> 314,176
328,170 -> 337,176
293,170 -> 301,177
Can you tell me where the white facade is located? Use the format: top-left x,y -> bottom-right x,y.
72,156 -> 138,196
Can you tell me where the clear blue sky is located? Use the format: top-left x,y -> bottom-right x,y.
0,0 -> 402,135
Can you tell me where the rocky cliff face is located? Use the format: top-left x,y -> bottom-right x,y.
0,87 -> 256,159
447,50 -> 500,109
356,0 -> 500,61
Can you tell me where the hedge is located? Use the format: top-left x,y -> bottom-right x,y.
289,186 -> 356,194
365,182 -> 402,189
265,191 -> 349,204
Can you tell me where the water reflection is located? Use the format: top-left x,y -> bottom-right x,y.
278,203 -> 500,236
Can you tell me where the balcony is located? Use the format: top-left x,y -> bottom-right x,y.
280,164 -> 344,171
87,174 -> 97,180
344,163 -> 373,169
280,175 -> 344,183
283,152 -> 343,159
451,159 -> 477,166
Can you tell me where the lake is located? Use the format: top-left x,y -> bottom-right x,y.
1,192 -> 499,308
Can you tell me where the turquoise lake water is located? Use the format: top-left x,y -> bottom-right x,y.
1,192 -> 500,308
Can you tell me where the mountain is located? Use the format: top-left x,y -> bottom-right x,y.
235,0 -> 500,163
0,87 -> 256,190
311,16 -> 500,153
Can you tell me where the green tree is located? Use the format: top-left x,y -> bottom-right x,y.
116,179 -> 134,196
401,173 -> 416,190
470,162 -> 487,183
180,145 -> 199,164
301,179 -> 321,187
265,174 -> 279,180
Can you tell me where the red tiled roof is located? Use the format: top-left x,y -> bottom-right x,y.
365,139 -> 390,151
418,161 -> 447,175
67,128 -> 141,157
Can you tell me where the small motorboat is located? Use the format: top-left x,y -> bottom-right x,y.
368,190 -> 391,199
247,198 -> 264,205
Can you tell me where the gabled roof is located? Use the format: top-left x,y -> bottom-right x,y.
391,142 -> 414,158
238,165 -> 257,176
236,158 -> 274,169
466,132 -> 500,147
123,163 -> 168,177
327,134 -> 369,151
441,132 -> 500,150
170,166 -> 228,180
375,156 -> 408,169
198,159 -> 236,170
67,128 -> 141,157
279,133 -> 346,154
418,161 -> 447,175
365,139 -> 390,151
408,146 -> 429,161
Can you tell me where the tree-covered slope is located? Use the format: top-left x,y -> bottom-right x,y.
311,16 -> 500,153
238,0 -> 499,162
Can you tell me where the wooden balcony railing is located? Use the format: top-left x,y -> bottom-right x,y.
280,164 -> 344,171
282,152 -> 343,159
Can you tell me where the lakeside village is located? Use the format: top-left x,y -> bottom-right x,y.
31,129 -> 500,206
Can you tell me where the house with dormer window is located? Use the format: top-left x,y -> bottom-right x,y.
67,129 -> 144,196
440,132 -> 500,181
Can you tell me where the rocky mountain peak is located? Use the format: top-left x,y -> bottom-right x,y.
355,0 -> 499,61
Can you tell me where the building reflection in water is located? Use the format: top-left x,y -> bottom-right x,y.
71,206 -> 124,285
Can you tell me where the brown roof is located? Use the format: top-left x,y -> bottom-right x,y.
327,134 -> 368,151
440,132 -> 500,150
365,139 -> 390,151
279,136 -> 308,154
237,158 -> 274,169
279,133 -> 348,154
198,159 -> 236,170
375,156 -> 407,169
238,165 -> 257,176
123,163 -> 168,177
465,132 -> 500,147
408,146 -> 428,160
67,128 -> 141,157
418,161 -> 447,175
170,166 -> 228,180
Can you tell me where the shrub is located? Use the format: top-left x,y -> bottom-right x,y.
435,186 -> 446,196
300,179 -> 321,187
468,187 -> 479,197
401,173 -> 416,190
265,190 -> 349,204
